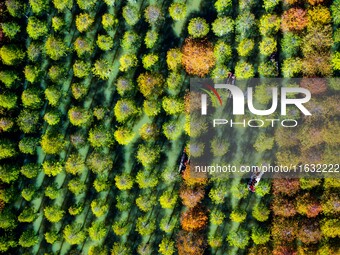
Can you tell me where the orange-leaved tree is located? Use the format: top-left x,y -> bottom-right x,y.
181,38 -> 215,77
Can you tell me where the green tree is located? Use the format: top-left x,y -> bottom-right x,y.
162,97 -> 184,115
76,0 -> 96,10
44,110 -> 61,125
69,203 -> 83,216
5,0 -> 25,18
17,110 -> 39,133
63,223 -> 86,245
252,202 -> 270,221
45,229 -> 59,244
44,205 -> 64,223
45,183 -> 60,199
139,123 -> 158,141
235,13 -> 256,39
89,221 -> 107,241
331,0 -> 340,25
0,208 -> 17,229
89,245 -> 108,255
332,52 -> 340,71
22,186 -> 36,201
27,42 -> 42,61
91,198 -> 108,217
76,13 -> 94,33
71,83 -> 87,100
143,100 -> 161,116
136,215 -> 156,235
68,106 -> 92,126
163,120 -> 183,140
209,186 -> 227,204
263,0 -> 280,12
21,88 -> 42,109
93,107 -> 106,120
24,65 -> 40,83
136,193 -> 156,212
45,87 -> 61,107
258,61 -> 278,77
97,34 -> 114,51
29,0 -> 49,15
0,93 -> 17,110
121,31 -> 140,52
68,178 -> 86,195
20,163 -> 40,179
281,32 -> 302,58
41,132 -> 65,155
0,139 -> 17,160
188,17 -> 209,38
116,77 -> 134,96
159,237 -> 175,255
45,36 -> 68,60
230,209 -> 247,223
251,227 -> 270,245
321,219 -> 340,238
169,3 -> 187,21
144,5 -> 162,25
282,58 -> 302,77
52,16 -> 64,31
254,133 -> 274,152
53,0 -> 73,12
0,164 -> 19,183
111,242 -> 131,255
27,17 -> 48,40
42,160 -> 63,177
136,170 -> 158,189
86,151 -> 113,174
114,99 -> 139,123
88,125 -> 113,148
211,137 -> 229,157
0,118 -> 14,132
74,37 -> 93,57
0,45 -> 25,65
159,190 -> 177,209
119,54 -> 138,72
227,228 -> 249,249
73,60 -> 91,78
160,215 -> 177,233
214,40 -> 232,63
19,137 -> 39,155
137,72 -> 164,98
142,53 -> 158,70
19,230 -> 38,248
115,174 -> 134,190
215,0 -> 232,12
136,144 -> 160,167
65,153 -> 85,175
18,207 -> 36,223
145,29 -> 158,49
102,13 -> 118,30
237,38 -> 254,57
210,210 -> 225,225
166,72 -> 183,93
212,16 -> 234,37
114,127 -> 135,145
259,14 -> 280,36
166,48 -> 182,71
92,58 -> 111,80
235,61 -> 254,79
93,176 -> 110,192
1,22 -> 20,39
255,181 -> 271,196
259,37 -> 277,56
0,70 -> 18,88
122,5 -> 140,26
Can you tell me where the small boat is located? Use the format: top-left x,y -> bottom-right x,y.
247,167 -> 264,192
178,148 -> 190,173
